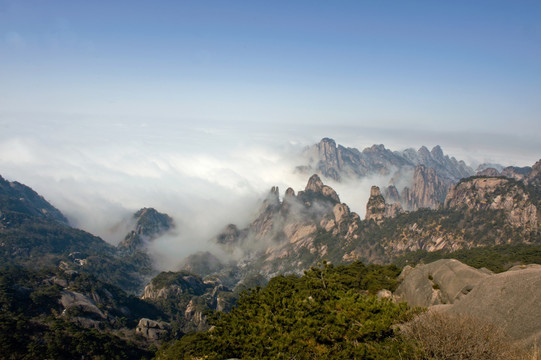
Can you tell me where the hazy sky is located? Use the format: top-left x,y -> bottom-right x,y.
1,1 -> 540,263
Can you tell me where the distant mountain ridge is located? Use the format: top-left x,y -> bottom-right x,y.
297,138 -> 474,210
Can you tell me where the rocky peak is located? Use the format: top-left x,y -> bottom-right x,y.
477,168 -> 501,177
118,208 -> 174,254
285,187 -> 296,197
445,176 -> 539,230
133,208 -> 174,238
302,174 -> 340,203
430,145 -> 445,163
501,166 -> 532,181
401,165 -> 448,210
365,186 -> 402,224
305,174 -> 324,192
526,159 -> 541,187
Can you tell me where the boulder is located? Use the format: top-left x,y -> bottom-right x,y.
394,259 -> 490,307
447,265 -> 541,347
136,318 -> 171,341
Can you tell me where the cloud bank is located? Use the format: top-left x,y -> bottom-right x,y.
0,116 -> 539,270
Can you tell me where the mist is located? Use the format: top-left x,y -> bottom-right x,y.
1,116 -> 539,271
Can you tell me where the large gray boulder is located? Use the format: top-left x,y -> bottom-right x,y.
394,259 -> 490,307
447,264 -> 541,347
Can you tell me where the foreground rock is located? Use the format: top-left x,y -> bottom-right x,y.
394,259 -> 490,307
447,264 -> 541,347
396,260 -> 541,348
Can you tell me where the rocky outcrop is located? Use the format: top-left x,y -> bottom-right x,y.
299,139 -> 474,211
141,270 -> 236,333
394,259 -> 491,307
301,174 -> 340,203
60,290 -> 107,320
365,186 -> 402,224
526,159 -> 541,187
401,165 -> 448,210
477,167 -> 500,176
396,260 -> 541,348
446,264 -> 541,347
142,272 -> 208,300
136,318 -> 171,341
445,177 -> 539,230
118,208 -> 174,254
501,166 -> 532,181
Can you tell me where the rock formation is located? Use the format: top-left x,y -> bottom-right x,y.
396,259 -> 541,348
298,138 -> 474,210
394,259 -> 491,307
136,318 -> 171,341
400,165 -> 448,210
445,176 -> 539,230
365,186 -> 402,224
118,207 -> 174,254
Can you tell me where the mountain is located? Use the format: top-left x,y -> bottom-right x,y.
0,175 -> 68,226
0,174 -> 161,294
186,157 -> 540,286
297,138 -> 474,210
0,266 -> 161,359
118,207 -> 174,254
140,270 -> 236,334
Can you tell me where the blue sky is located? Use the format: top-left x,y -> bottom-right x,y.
1,1 -> 541,256
2,0 -> 540,132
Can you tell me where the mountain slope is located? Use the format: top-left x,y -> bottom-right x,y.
297,138 -> 474,210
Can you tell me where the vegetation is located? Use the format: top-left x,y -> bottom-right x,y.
155,262 -> 422,360
402,311 -> 532,360
394,243 -> 541,273
0,266 -> 159,359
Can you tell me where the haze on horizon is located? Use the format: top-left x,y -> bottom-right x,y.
1,1 -> 540,266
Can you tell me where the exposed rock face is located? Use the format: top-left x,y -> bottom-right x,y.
118,208 -> 174,254
394,259 -> 490,307
365,186 -> 402,224
401,165 -> 448,210
136,318 -> 171,341
397,260 -> 541,348
477,167 -> 500,176
141,272 -> 208,300
302,174 -> 340,203
299,138 -> 474,210
445,177 -> 539,230
141,270 -> 236,333
60,290 -> 107,320
446,264 -> 541,347
526,159 -> 541,187
501,166 -> 532,181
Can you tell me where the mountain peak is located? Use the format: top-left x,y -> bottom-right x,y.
302,174 -> 340,203
305,174 -> 324,192
118,207 -> 174,253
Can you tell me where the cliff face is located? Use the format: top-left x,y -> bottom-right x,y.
445,177 -> 539,230
118,208 -> 174,254
400,165 -> 448,210
365,186 -> 402,224
141,271 -> 235,333
298,138 -> 474,210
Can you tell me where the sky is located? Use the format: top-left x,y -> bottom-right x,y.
1,1 -> 540,266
